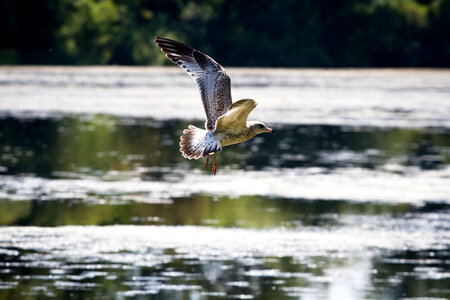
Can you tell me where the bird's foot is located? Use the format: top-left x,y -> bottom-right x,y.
212,154 -> 217,175
204,156 -> 209,170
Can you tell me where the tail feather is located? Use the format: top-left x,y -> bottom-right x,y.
180,125 -> 205,159
180,125 -> 221,159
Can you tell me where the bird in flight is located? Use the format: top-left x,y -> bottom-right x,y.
155,36 -> 274,174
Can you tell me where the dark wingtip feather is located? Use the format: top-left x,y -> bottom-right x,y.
154,37 -> 195,66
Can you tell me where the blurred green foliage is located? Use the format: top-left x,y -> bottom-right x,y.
0,0 -> 449,66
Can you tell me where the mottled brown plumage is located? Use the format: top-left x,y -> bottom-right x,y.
155,36 -> 232,131
154,36 -> 273,173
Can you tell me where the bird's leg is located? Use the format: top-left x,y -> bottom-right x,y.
212,153 -> 217,175
204,155 -> 209,170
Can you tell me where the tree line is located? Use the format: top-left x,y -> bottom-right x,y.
1,0 -> 449,67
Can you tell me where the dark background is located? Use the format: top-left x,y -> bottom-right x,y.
1,0 -> 449,67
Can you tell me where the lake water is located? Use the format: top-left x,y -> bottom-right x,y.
0,67 -> 449,299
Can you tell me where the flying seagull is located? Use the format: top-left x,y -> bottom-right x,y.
155,36 -> 274,174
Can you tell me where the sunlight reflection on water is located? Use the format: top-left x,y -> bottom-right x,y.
0,67 -> 449,299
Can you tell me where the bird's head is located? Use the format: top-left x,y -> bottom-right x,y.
248,121 -> 274,135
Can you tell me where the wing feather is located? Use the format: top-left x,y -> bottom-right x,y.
214,99 -> 257,134
155,36 -> 232,130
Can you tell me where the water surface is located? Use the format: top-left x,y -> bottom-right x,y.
0,68 -> 449,299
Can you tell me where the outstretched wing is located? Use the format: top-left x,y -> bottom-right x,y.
214,99 -> 257,134
155,36 -> 232,130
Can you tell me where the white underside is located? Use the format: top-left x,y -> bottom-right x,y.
203,130 -> 222,156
